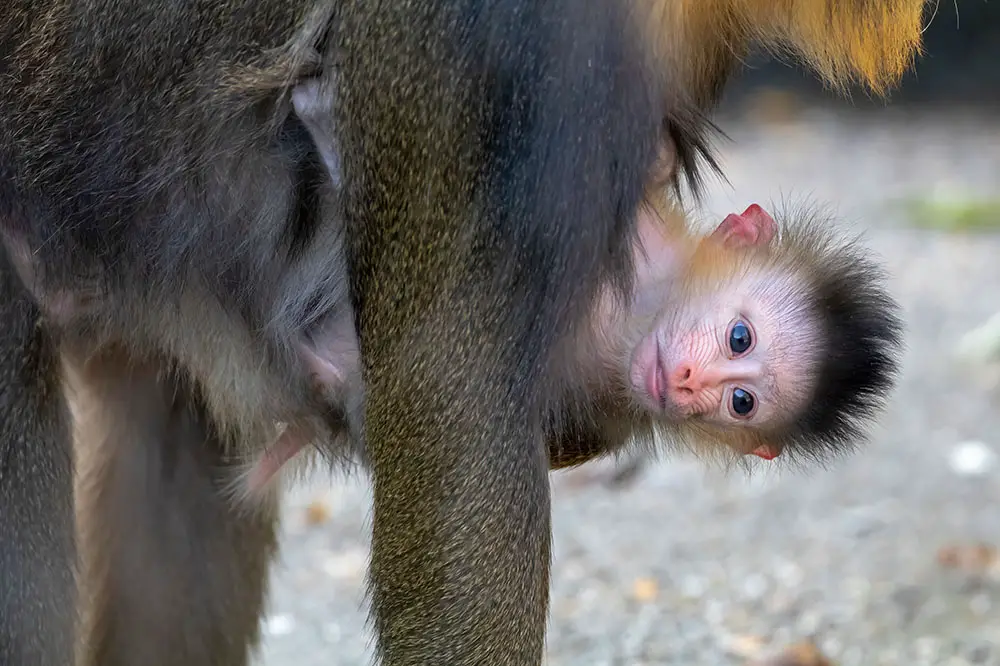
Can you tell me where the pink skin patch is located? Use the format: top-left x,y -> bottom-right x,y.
713,204 -> 777,247
245,341 -> 349,493
246,428 -> 308,493
658,354 -> 764,417
298,340 -> 347,387
750,444 -> 781,460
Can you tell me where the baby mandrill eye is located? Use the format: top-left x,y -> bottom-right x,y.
731,388 -> 755,417
729,320 -> 753,355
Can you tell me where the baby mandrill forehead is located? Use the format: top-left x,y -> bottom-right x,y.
746,267 -> 823,419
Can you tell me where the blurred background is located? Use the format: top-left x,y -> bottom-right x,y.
258,6 -> 1000,665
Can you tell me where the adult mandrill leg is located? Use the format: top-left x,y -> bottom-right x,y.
0,246 -> 76,666
68,346 -> 279,666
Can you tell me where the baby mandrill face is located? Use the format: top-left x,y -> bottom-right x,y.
627,207 -> 820,460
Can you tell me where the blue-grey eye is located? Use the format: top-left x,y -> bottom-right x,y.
729,321 -> 752,355
732,388 -> 755,416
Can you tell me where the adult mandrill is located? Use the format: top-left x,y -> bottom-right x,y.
0,1 -> 925,666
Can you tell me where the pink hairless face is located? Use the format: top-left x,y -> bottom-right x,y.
630,203 -> 802,462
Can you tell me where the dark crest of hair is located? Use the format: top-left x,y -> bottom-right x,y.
661,106 -> 724,203
778,216 -> 904,461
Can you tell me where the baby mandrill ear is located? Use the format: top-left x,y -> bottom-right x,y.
714,204 -> 777,248
749,442 -> 782,460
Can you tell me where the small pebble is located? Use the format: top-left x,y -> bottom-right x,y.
680,575 -> 707,599
775,561 -> 805,588
321,548 -> 367,580
915,636 -> 942,660
724,633 -> 766,659
263,613 -> 296,637
955,313 -> 1000,363
948,441 -> 997,476
795,610 -> 822,635
741,573 -> 769,601
321,622 -> 343,643
970,593 -> 992,616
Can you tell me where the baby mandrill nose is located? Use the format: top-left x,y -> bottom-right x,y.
667,363 -> 699,399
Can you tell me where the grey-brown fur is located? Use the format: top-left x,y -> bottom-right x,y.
66,345 -> 278,666
0,242 -> 76,666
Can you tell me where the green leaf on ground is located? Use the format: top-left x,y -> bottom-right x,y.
900,195 -> 1000,232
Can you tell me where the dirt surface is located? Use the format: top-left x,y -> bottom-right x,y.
255,108 -> 1000,666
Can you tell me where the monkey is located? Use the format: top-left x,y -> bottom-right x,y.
0,1 -> 926,665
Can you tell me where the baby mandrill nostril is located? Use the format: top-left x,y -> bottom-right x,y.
670,364 -> 696,395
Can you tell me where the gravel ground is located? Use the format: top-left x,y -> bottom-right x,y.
254,108 -> 1000,666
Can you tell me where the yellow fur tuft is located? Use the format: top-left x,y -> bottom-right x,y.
640,0 -> 928,98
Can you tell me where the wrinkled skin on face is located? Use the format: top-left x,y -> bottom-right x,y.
623,204 -> 818,461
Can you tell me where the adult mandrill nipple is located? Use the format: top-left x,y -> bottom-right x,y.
246,426 -> 308,495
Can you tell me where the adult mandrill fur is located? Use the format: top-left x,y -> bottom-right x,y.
0,1 -> 925,666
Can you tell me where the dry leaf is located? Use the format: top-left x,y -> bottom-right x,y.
937,543 -> 998,572
748,642 -> 835,666
304,500 -> 331,526
631,577 -> 658,602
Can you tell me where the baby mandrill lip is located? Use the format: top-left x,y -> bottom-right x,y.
645,342 -> 667,409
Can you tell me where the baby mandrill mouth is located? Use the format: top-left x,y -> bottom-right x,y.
645,342 -> 667,410
630,332 -> 665,413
